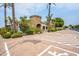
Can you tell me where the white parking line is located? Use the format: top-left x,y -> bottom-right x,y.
48,51 -> 69,56
51,45 -> 79,56
37,45 -> 52,56
45,39 -> 79,48
38,44 -> 79,56
51,41 -> 79,55
35,36 -> 79,56
57,53 -> 69,56
35,37 -> 74,48
48,51 -> 57,56
37,38 -> 79,56
4,42 -> 10,56
65,44 -> 79,48
2,38 -> 10,56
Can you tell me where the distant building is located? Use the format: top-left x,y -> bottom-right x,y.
29,15 -> 47,31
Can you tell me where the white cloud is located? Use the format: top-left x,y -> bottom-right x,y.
15,3 -> 47,17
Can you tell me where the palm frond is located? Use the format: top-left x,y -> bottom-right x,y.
0,3 -> 12,8
6,3 -> 12,8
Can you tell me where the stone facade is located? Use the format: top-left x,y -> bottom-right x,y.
29,15 -> 41,29
29,15 -> 47,31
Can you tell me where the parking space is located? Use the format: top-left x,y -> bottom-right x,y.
0,30 -> 79,56
5,38 -> 51,56
4,37 -> 79,56
38,42 -> 79,56
0,39 -> 6,56
42,46 -> 77,56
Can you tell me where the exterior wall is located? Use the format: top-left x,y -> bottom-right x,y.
29,15 -> 47,32
30,15 -> 41,28
41,24 -> 47,32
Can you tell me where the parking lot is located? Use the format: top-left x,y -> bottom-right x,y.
0,30 -> 79,56
0,39 -> 6,56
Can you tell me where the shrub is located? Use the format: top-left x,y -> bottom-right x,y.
50,28 -> 57,32
35,28 -> 42,34
19,16 -> 28,33
64,26 -> 68,28
25,27 -> 35,35
2,32 -> 11,39
11,32 -> 23,38
52,17 -> 64,27
9,30 -> 14,35
56,27 -> 63,31
26,29 -> 34,35
0,27 -> 7,35
25,27 -> 42,35
17,31 -> 23,36
6,26 -> 11,32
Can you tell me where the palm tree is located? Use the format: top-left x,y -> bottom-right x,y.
12,3 -> 16,32
0,3 -> 7,27
4,3 -> 7,27
0,3 -> 12,27
0,3 -> 16,32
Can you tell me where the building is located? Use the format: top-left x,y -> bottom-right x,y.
29,15 -> 47,31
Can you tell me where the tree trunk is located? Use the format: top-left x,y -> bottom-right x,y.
47,3 -> 52,32
4,3 -> 7,27
48,3 -> 51,17
12,3 -> 16,32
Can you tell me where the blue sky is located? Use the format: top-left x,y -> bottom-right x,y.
0,3 -> 79,27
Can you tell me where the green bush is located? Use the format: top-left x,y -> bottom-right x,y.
34,28 -> 41,34
6,26 -> 11,32
50,28 -> 57,32
9,30 -> 14,35
26,28 -> 42,35
25,28 -> 35,35
11,32 -> 23,38
2,32 -> 11,39
19,16 -> 28,33
52,17 -> 64,27
0,27 -> 7,35
17,31 -> 23,36
26,29 -> 34,35
56,27 -> 63,31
